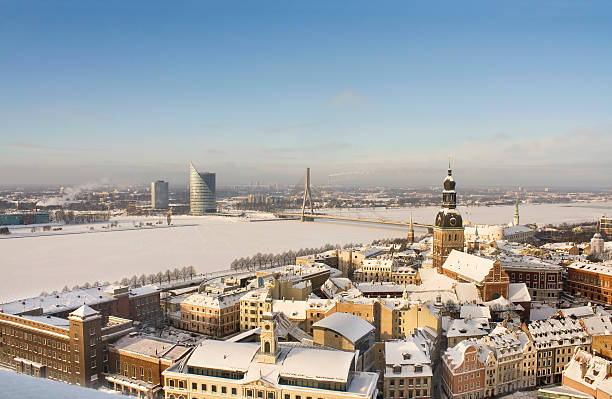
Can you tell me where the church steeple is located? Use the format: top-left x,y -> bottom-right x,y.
442,163 -> 457,209
407,213 -> 414,244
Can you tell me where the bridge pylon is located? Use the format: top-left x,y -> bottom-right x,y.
301,167 -> 314,221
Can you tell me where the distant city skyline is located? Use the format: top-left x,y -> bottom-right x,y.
1,1 -> 611,188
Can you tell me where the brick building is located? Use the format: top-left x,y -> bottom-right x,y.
441,250 -> 509,302
442,340 -> 486,399
0,284 -> 161,327
0,305 -> 133,388
567,262 -> 612,305
106,334 -> 192,398
500,257 -> 562,305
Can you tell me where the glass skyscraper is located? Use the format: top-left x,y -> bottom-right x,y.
189,162 -> 216,215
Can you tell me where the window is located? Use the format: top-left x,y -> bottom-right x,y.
192,383 -> 197,390
267,393 -> 273,399
148,369 -> 152,383
258,392 -> 264,398
233,388 -> 238,395
212,386 -> 217,393
202,384 -> 207,391
222,387 -> 227,394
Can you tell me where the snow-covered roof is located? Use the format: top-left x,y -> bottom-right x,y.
443,339 -> 490,370
384,339 -> 433,378
558,306 -> 596,318
460,304 -> 491,320
527,318 -> 591,350
508,283 -> 531,303
0,284 -> 159,316
312,312 -> 374,344
563,349 -> 612,392
280,346 -> 355,382
454,283 -> 481,304
187,340 -> 259,372
442,250 -> 496,283
185,340 -> 361,385
182,289 -> 246,309
530,303 -> 559,321
22,315 -> 70,328
581,316 -> 612,336
567,262 -> 612,277
112,335 -> 190,361
484,296 -> 516,312
447,318 -> 489,339
69,305 -> 100,319
273,299 -> 307,320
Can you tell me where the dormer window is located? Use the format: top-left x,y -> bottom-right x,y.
415,365 -> 423,373
393,365 -> 402,374
403,353 -> 411,360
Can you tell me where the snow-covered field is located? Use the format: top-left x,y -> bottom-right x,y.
0,201 -> 609,303
0,215 -> 408,302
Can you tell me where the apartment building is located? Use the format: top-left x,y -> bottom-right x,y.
384,337 -> 433,399
442,328 -> 535,398
353,257 -> 419,285
176,290 -> 245,337
240,289 -> 273,331
523,318 -> 592,384
442,340 -> 486,399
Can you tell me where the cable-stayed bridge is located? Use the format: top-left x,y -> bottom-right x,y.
275,168 -> 434,233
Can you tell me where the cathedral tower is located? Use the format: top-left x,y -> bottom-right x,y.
432,163 -> 464,272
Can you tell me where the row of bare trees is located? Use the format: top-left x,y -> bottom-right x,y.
39,265 -> 198,296
229,243 -> 358,271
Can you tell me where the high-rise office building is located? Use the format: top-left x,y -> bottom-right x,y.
151,180 -> 169,210
189,162 -> 216,215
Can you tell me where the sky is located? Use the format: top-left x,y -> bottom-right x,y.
1,0 -> 611,188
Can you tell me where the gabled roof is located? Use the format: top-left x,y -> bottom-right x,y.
442,250 -> 496,283
312,312 -> 374,344
508,283 -> 531,303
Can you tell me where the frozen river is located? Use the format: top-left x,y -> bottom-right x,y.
0,201 -> 610,302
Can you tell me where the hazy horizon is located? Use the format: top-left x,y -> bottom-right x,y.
1,1 -> 611,187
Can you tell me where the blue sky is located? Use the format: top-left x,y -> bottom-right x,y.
1,0 -> 611,188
